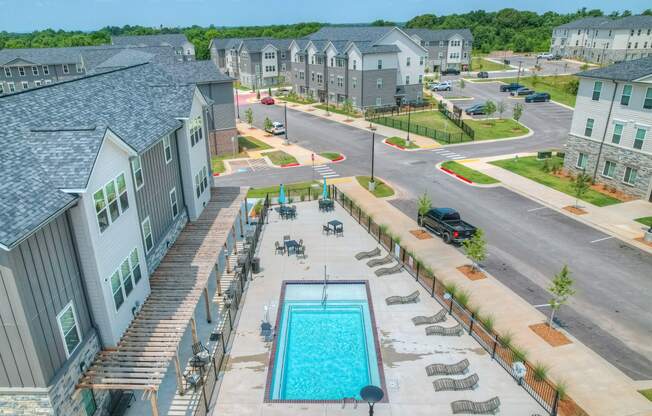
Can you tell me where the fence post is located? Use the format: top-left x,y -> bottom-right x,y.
227,308 -> 233,328
469,312 -> 475,334
448,296 -> 454,315
431,274 -> 436,297
220,329 -> 227,353
551,391 -> 560,416
202,382 -> 209,411
367,216 -> 371,231
491,339 -> 497,359
416,261 -> 420,282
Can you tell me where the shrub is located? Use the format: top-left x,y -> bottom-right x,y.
443,281 -> 458,297
300,194 -> 305,202
533,362 -> 549,382
542,158 -> 552,173
480,313 -> 495,332
555,380 -> 568,400
455,289 -> 470,308
498,331 -> 513,348
512,345 -> 528,362
565,79 -> 579,95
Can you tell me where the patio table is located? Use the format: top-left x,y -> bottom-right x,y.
327,220 -> 343,236
284,239 -> 299,256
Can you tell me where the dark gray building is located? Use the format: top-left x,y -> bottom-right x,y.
404,28 -> 473,71
111,33 -> 196,61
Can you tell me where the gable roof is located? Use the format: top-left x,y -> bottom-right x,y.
307,26 -> 393,42
239,38 -> 292,53
555,17 -> 612,30
404,28 -> 473,42
576,56 -> 652,82
0,47 -> 83,66
555,15 -> 652,30
209,38 -> 243,51
111,34 -> 190,48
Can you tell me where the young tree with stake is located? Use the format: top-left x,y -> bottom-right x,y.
417,192 -> 432,227
245,107 -> 254,127
462,228 -> 487,272
497,100 -> 506,119
484,100 -> 497,124
513,102 -> 524,123
572,172 -> 591,208
263,117 -> 273,134
548,265 -> 575,329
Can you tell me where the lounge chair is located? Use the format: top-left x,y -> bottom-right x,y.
451,397 -> 500,414
426,359 -> 469,376
412,309 -> 447,326
367,253 -> 393,267
425,323 -> 463,336
375,263 -> 403,276
386,290 -> 420,305
355,247 -> 381,260
433,373 -> 479,391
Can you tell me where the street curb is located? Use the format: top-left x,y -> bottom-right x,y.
328,154 -> 346,163
382,138 -> 421,152
280,162 -> 301,168
435,161 -> 501,188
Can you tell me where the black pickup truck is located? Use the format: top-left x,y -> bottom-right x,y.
499,82 -> 524,92
418,208 -> 477,244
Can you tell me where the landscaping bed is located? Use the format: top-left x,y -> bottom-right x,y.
490,156 -> 622,207
635,217 -> 652,227
278,94 -> 316,105
464,119 -> 529,140
457,265 -> 487,280
263,150 -> 299,166
409,229 -> 432,240
356,176 -> 395,198
471,56 -> 510,71
319,152 -> 344,161
441,161 -> 499,185
389,110 -> 465,135
529,323 -> 572,347
386,136 -> 419,149
313,104 -> 362,118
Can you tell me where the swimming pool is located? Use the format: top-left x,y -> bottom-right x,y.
267,281 -> 384,402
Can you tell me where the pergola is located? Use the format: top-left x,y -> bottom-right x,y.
77,187 -> 247,415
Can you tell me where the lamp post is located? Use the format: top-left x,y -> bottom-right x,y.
369,130 -> 376,191
360,385 -> 384,416
284,102 -> 289,145
406,104 -> 412,144
235,88 -> 240,120
516,60 -> 523,85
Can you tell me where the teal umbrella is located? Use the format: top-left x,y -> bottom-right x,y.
322,178 -> 329,200
278,184 -> 286,205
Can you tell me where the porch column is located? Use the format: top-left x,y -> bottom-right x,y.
204,287 -> 212,323
190,316 -> 199,345
150,391 -> 160,416
174,352 -> 184,395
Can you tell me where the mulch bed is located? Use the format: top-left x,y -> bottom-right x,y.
553,170 -> 635,202
563,205 -> 587,215
634,237 -> 652,247
457,265 -> 487,281
344,119 -> 353,123
409,229 -> 432,240
529,323 -> 572,347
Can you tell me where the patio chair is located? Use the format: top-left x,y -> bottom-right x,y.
355,247 -> 381,260
191,342 -> 210,367
412,309 -> 447,326
275,241 -> 285,255
426,359 -> 470,376
261,321 -> 272,337
426,323 -> 463,336
434,373 -> 479,391
322,224 -> 331,235
386,290 -> 420,305
296,245 -> 306,258
451,396 -> 500,414
183,368 -> 202,392
375,263 -> 403,277
367,253 -> 393,268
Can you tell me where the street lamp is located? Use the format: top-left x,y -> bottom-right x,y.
406,104 -> 412,144
360,385 -> 384,416
235,88 -> 240,120
516,60 -> 523,85
284,102 -> 289,145
369,130 -> 376,191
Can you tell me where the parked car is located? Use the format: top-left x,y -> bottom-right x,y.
477,71 -> 489,79
499,83 -> 524,92
260,96 -> 275,105
430,81 -> 452,91
510,87 -> 534,96
464,104 -> 486,115
525,92 -> 551,103
441,68 -> 460,76
418,208 -> 477,244
548,54 -> 563,61
537,52 -> 553,59
267,121 -> 285,135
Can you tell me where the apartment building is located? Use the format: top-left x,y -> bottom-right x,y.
551,15 -> 652,64
0,60 -> 239,415
111,33 -> 196,61
563,57 -> 652,200
404,28 -> 473,71
209,37 -> 243,78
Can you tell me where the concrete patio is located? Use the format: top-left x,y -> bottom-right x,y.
212,201 -> 542,415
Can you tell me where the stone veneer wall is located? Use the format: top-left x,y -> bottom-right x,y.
209,128 -> 239,157
564,134 -> 652,198
0,332 -> 109,416
146,211 -> 188,273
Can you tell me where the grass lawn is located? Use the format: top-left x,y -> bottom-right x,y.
356,176 -> 395,198
490,156 -> 621,207
319,152 -> 343,161
635,217 -> 652,227
239,135 -> 271,151
314,104 -> 362,118
278,94 -> 316,105
471,57 -> 510,71
441,161 -> 499,184
464,118 -> 529,140
493,75 -> 578,107
389,110 -> 465,135
210,136 -> 272,174
446,96 -> 472,100
639,389 -> 652,402
263,150 -> 299,166
386,136 -> 419,149
247,181 -> 318,198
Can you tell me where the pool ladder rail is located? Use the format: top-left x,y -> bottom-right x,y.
321,266 -> 329,306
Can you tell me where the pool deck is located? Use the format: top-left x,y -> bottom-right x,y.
212,202 -> 542,415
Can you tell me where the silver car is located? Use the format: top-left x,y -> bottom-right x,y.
268,121 -> 285,135
430,81 -> 452,92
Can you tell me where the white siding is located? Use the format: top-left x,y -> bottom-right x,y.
375,28 -> 426,86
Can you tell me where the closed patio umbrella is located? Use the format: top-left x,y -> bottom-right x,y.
322,178 -> 329,200
278,184 -> 286,205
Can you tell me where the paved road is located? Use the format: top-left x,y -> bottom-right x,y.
221,84 -> 652,380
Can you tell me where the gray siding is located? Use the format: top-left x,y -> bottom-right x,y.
0,213 -> 92,388
362,69 -> 397,108
198,81 -> 236,131
134,134 -> 186,265
1,63 -> 83,94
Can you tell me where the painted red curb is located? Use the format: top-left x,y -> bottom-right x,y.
440,166 -> 473,184
213,172 -> 221,177
280,162 -> 301,168
332,155 -> 344,162
385,141 -> 406,150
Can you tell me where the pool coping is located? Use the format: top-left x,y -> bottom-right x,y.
263,279 -> 389,404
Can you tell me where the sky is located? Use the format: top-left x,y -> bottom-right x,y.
0,0 -> 650,32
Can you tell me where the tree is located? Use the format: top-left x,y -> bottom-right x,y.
371,19 -> 396,26
417,192 -> 432,227
548,265 -> 575,329
512,102 -> 524,123
484,100 -> 497,124
462,228 -> 487,272
244,107 -> 254,127
459,78 -> 466,91
263,116 -> 273,133
496,100 -> 506,119
342,99 -> 354,118
572,172 -> 591,208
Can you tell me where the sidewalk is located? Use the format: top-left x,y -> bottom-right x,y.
461,154 -> 652,254
337,178 -> 652,416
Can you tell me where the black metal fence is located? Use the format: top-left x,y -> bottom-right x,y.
439,102 -> 476,139
330,185 -> 560,416
253,185 -> 327,206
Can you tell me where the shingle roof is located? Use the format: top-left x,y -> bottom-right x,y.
0,47 -> 83,66
307,26 -> 393,42
239,38 -> 292,52
404,28 -> 473,41
155,60 -> 233,84
555,17 -> 612,30
111,34 -> 190,48
352,41 -> 401,54
575,56 -> 652,81
210,38 -> 243,50
603,15 -> 652,29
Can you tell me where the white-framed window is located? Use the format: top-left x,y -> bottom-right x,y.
0,84 -> 3,94
34,80 -> 41,87
352,77 -> 357,88
376,78 -> 383,89
418,75 -> 423,84
3,67 -> 10,77
93,173 -> 129,233
109,248 -> 142,311
57,302 -> 81,357
8,82 -> 15,92
406,57 -> 411,66
584,118 -> 594,137
602,160 -> 616,178
375,97 -> 382,107
634,128 -> 646,150
620,84 -> 632,106
438,52 -> 443,59
644,88 -> 652,110
330,74 -> 334,84
592,81 -> 602,101
420,56 -> 424,65
377,59 -> 382,70
576,152 -> 588,169
62,64 -> 69,74
44,79 -> 51,84
21,81 -> 28,90
316,73 -> 323,83
31,66 -> 38,76
18,67 -> 25,76
406,75 -> 410,84
612,123 -> 623,144
42,65 -> 49,75
623,166 -> 637,185
163,135 -> 172,163
76,64 -> 83,73
337,76 -> 343,87
281,63 -> 286,71
141,217 -> 153,253
195,166 -> 209,198
170,188 -> 179,218
353,60 -> 357,70
131,156 -> 144,190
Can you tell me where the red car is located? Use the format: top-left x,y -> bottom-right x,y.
260,96 -> 275,105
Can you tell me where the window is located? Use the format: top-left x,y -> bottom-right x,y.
439,40 -> 444,46
352,60 -> 357,70
406,57 -> 411,66
330,58 -> 334,67
131,157 -> 144,190
419,56 -> 424,65
377,59 -> 382,70
130,248 -> 142,284
644,88 -> 652,109
628,42 -> 632,49
45,79 -> 51,84
584,118 -> 594,137
189,116 -> 203,146
34,80 -> 41,87
376,78 -> 383,89
299,71 -> 304,80
316,73 -> 323,83
141,217 -> 153,253
418,75 -> 423,84
375,97 -> 382,107
352,77 -> 357,88
623,166 -> 638,185
3,67 -> 10,77
576,152 -> 588,169
18,67 -> 25,76
281,52 -> 286,59
62,64 -> 69,74
337,76 -> 343,87
620,84 -> 632,106
195,166 -> 208,198
57,302 -> 81,357
170,188 -> 179,218
405,75 -> 410,84
163,135 -> 172,163
110,248 -> 142,311
120,257 -> 133,297
21,81 -> 28,90
631,30 -> 635,36
80,389 -> 97,416
637,29 -> 641,36
612,123 -> 623,144
634,42 -> 639,49
31,66 -> 38,76
42,65 -> 49,75
311,72 -> 315,81
263,52 -> 275,59
634,128 -> 646,150
602,161 -> 616,178
592,81 -> 602,101
8,82 -> 15,93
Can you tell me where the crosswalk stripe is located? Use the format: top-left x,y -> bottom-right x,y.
314,166 -> 332,171
322,173 -> 340,178
450,156 -> 465,160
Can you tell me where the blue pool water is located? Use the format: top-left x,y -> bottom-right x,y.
269,283 -> 381,400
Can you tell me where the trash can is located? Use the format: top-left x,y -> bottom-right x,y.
252,257 -> 261,274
